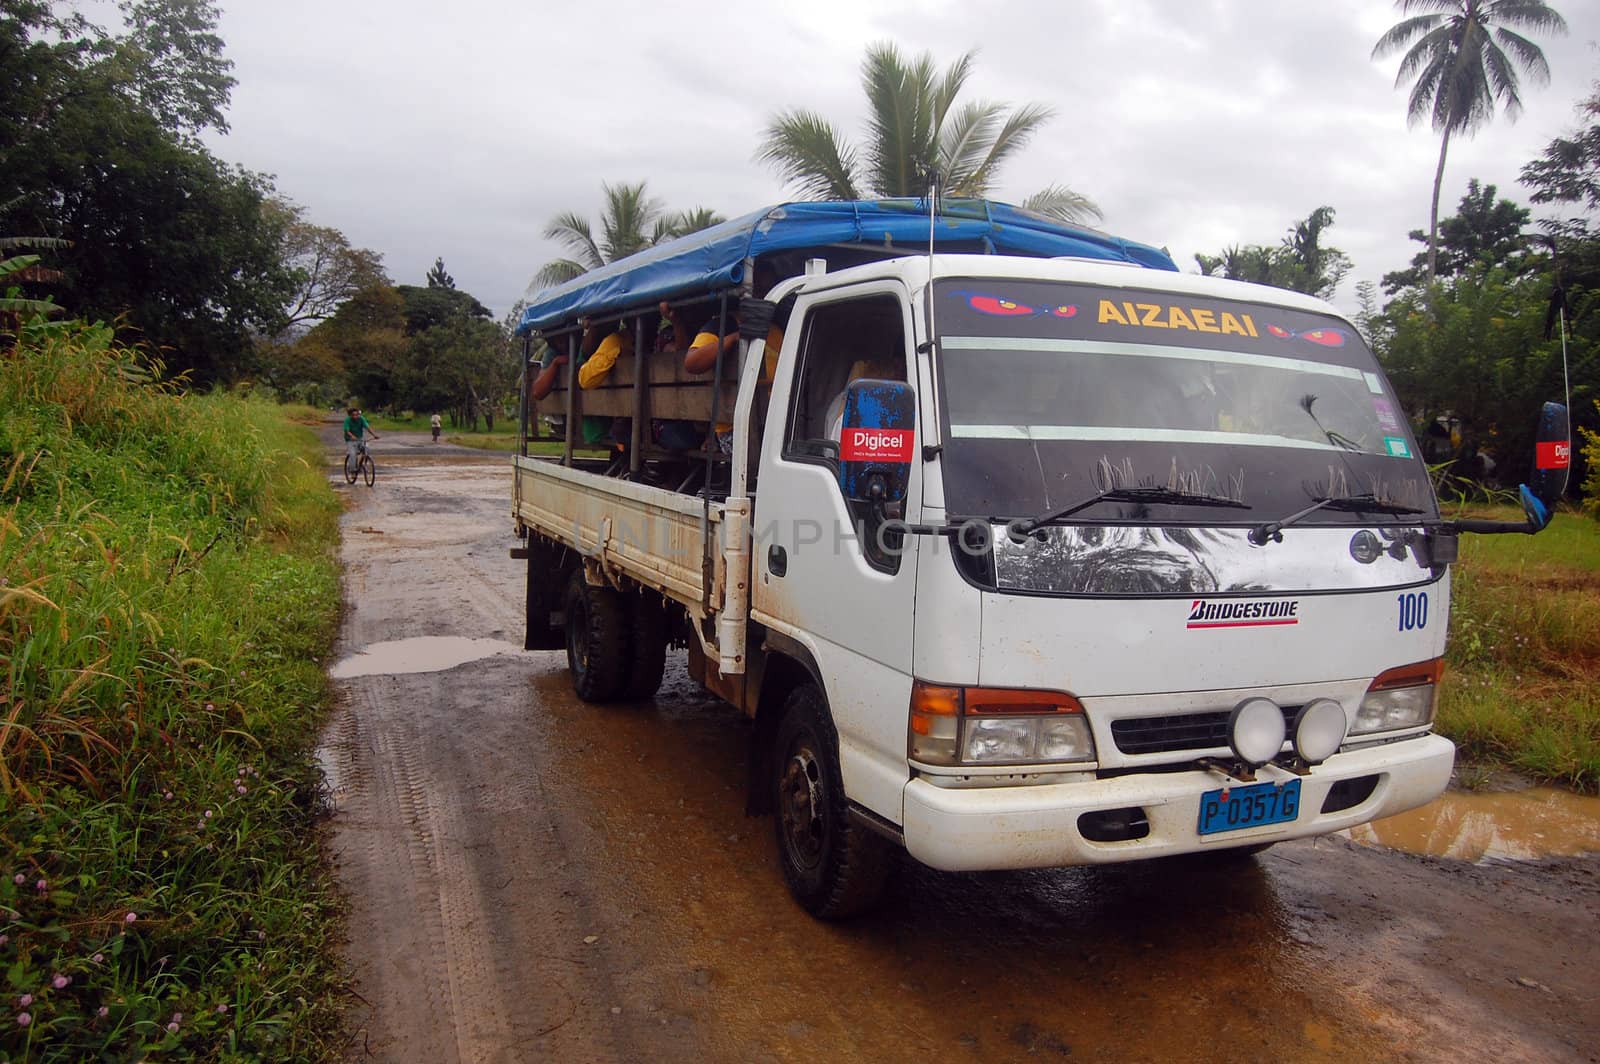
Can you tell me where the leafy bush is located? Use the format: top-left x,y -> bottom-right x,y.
1,320 -> 343,1060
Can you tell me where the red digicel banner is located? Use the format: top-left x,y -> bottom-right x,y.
841,428 -> 914,464
1536,441 -> 1572,470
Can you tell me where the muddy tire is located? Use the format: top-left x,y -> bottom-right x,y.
771,683 -> 892,919
564,570 -> 630,702
623,592 -> 668,700
524,538 -> 566,650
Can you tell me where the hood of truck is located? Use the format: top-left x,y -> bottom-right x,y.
975,571 -> 1449,697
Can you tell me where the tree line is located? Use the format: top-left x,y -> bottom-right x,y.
1,0 -> 517,425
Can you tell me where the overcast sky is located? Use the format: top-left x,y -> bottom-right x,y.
172,0 -> 1598,319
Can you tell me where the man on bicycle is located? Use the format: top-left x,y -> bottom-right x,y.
343,406 -> 379,466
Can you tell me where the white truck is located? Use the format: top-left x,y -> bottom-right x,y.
511,200 -> 1570,917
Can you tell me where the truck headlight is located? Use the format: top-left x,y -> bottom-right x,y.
1353,659 -> 1442,735
910,682 -> 1095,766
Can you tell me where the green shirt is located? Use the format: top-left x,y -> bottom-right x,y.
343,414 -> 371,439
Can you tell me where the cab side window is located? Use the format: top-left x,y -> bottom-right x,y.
784,295 -> 908,464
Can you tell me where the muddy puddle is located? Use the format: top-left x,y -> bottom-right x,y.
329,635 -> 523,679
1348,786 -> 1600,861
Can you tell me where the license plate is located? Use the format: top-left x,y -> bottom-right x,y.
1197,779 -> 1301,836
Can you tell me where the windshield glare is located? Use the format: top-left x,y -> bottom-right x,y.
933,280 -> 1434,523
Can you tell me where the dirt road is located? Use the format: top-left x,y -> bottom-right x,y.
318,430 -> 1599,1063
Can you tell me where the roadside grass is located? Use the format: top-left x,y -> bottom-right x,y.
1440,504 -> 1600,791
0,321 -> 344,1060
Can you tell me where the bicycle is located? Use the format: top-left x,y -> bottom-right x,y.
344,438 -> 376,486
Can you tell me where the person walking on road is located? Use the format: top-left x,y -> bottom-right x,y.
430,412 -> 442,442
344,406 -> 379,465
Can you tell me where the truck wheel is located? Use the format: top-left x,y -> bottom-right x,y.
564,570 -> 630,702
524,538 -> 566,650
623,592 -> 668,700
771,683 -> 892,919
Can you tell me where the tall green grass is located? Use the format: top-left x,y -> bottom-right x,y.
1,321 -> 344,1059
1440,505 -> 1600,790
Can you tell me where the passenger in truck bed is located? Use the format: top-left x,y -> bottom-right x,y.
675,264 -> 787,454
529,319 -> 627,447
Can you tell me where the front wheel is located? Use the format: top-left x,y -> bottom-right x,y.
771,684 -> 893,919
343,452 -> 358,484
361,452 -> 375,486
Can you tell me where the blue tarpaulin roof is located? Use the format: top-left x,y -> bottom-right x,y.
516,199 -> 1176,335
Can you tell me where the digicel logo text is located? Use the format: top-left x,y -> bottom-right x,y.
1536,440 -> 1571,470
1186,599 -> 1300,629
1099,299 -> 1258,337
842,428 -> 913,463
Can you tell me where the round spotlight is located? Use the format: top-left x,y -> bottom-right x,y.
1228,698 -> 1287,766
1293,698 -> 1347,764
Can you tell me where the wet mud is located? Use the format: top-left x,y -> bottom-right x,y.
1349,786 -> 1600,862
318,428 -> 1600,1063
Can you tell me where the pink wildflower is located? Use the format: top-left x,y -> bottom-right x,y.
11,874 -> 22,885
0,934 -> 8,947
18,994 -> 31,1007
124,912 -> 137,923
34,879 -> 46,893
167,1020 -> 179,1033
215,1003 -> 229,1014
93,953 -> 103,964
171,1011 -> 182,1023
236,785 -> 247,795
203,809 -> 212,819
51,973 -> 68,989
16,1012 -> 30,1027
205,702 -> 215,711
97,1006 -> 109,1018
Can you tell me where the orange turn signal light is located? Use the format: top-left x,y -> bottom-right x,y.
909,680 -> 1082,723
1368,658 -> 1444,692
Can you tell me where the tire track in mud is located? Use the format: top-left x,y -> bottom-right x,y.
321,440 -> 687,1063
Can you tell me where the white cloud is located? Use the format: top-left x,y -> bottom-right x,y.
191,0 -> 1597,318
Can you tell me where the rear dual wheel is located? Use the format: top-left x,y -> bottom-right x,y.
562,571 -> 669,702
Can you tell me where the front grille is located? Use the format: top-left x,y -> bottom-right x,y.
1111,705 -> 1300,756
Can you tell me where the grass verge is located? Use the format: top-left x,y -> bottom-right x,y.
1440,505 -> 1600,791
1,321 -> 344,1060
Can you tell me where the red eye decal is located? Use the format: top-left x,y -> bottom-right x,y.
1266,324 -> 1292,339
1299,328 -> 1346,347
1051,304 -> 1078,318
967,295 -> 1037,316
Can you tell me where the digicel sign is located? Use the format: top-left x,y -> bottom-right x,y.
1536,440 -> 1571,470
842,428 -> 914,463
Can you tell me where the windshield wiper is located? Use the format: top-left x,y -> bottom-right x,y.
1248,493 -> 1426,546
1008,486 -> 1250,539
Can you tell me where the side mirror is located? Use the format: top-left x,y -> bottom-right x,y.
1521,401 -> 1570,531
1447,401 -> 1570,539
839,378 -> 915,510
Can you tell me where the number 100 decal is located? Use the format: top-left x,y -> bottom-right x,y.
1397,591 -> 1429,631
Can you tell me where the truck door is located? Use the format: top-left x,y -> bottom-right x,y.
752,284 -> 921,822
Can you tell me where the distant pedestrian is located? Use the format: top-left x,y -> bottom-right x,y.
430,412 -> 442,442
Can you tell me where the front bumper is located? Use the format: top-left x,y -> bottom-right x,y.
901,733 -> 1454,872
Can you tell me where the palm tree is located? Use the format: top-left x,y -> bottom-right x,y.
533,182 -> 724,290
1372,0 -> 1567,284
757,43 -> 1101,224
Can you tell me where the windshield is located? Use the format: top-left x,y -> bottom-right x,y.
933,280 -> 1435,525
